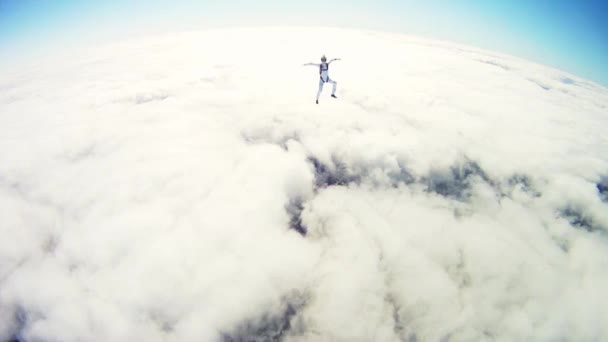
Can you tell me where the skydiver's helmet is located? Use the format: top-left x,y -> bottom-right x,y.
321,55 -> 327,62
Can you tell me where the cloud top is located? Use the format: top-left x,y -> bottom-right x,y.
1,28 -> 607,341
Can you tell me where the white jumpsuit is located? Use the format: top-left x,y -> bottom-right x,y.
317,62 -> 337,101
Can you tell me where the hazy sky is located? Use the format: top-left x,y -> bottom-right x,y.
1,0 -> 607,85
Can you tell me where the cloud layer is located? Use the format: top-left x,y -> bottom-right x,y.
1,28 -> 608,341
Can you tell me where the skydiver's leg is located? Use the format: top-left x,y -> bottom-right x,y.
316,79 -> 324,101
330,79 -> 337,95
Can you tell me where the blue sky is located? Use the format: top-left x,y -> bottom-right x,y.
1,0 -> 607,85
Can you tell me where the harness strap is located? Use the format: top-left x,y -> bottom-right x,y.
319,62 -> 329,83
319,63 -> 329,74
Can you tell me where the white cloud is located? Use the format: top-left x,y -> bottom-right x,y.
1,27 -> 607,341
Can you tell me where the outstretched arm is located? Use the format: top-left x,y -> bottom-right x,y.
303,62 -> 320,67
328,58 -> 341,64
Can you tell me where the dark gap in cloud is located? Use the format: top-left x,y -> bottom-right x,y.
453,207 -> 474,218
477,59 -> 510,71
148,311 -> 176,334
221,293 -> 307,342
445,249 -> 471,289
506,174 -> 541,197
423,159 -> 492,200
551,235 -> 571,253
134,92 -> 170,105
308,157 -> 360,189
241,133 -> 258,145
7,307 -> 29,342
559,207 -> 602,233
483,330 -> 496,339
537,83 -> 551,91
527,78 -> 551,91
286,197 -> 307,236
242,133 -> 415,190
308,155 -> 415,190
385,294 -> 413,342
560,77 -> 576,85
42,235 -> 58,254
0,176 -> 28,197
278,134 -> 301,152
389,162 -> 416,187
306,155 -> 532,204
68,263 -> 79,273
597,177 -> 608,202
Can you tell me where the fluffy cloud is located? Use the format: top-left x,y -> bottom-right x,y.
1,28 -> 607,341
